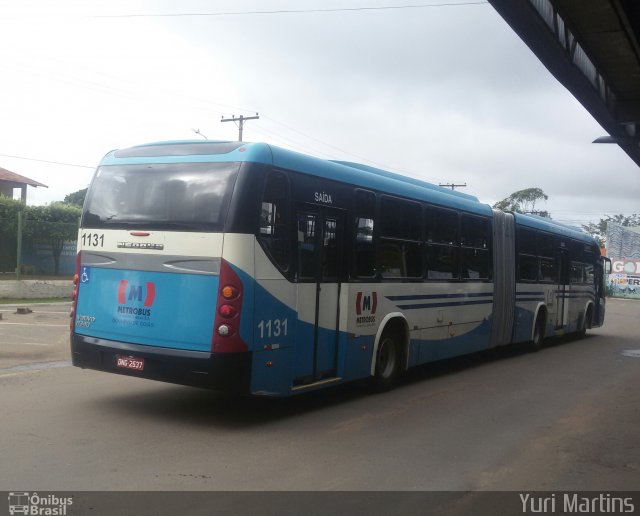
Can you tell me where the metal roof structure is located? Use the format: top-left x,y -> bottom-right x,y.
0,166 -> 47,202
489,0 -> 640,167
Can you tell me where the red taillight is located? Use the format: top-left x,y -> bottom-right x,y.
70,251 -> 81,332
212,259 -> 247,353
218,304 -> 237,318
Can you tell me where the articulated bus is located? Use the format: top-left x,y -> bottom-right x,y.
71,140 -> 609,396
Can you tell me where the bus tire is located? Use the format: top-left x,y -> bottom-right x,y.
371,330 -> 401,392
529,313 -> 545,352
579,306 -> 593,338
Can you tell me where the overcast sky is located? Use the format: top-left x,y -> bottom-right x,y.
0,0 -> 638,226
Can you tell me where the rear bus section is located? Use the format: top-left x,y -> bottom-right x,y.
70,149 -> 254,392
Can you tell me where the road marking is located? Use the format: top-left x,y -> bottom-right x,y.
621,349 -> 640,358
0,360 -> 71,377
0,322 -> 67,327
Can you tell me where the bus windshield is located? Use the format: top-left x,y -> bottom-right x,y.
82,162 -> 240,231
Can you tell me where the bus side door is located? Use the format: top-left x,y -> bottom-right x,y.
293,206 -> 345,384
556,247 -> 569,329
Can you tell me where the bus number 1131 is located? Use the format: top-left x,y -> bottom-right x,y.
258,319 -> 288,339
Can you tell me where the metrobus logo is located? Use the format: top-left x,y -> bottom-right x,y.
117,280 -> 156,307
355,291 -> 377,326
356,291 -> 377,315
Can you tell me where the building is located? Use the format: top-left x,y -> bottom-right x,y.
0,166 -> 48,203
606,223 -> 640,299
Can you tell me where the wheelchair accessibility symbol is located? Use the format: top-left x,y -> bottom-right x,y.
80,267 -> 91,284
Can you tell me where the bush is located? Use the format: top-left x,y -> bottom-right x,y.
23,203 -> 81,275
0,197 -> 23,272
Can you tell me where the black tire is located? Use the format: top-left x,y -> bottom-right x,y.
371,331 -> 401,391
579,307 -> 593,338
529,314 -> 545,352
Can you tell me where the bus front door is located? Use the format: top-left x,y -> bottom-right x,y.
294,207 -> 344,385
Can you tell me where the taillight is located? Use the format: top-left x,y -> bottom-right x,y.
70,251 -> 81,332
212,259 -> 248,353
218,304 -> 237,318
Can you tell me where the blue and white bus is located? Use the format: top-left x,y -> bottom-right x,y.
71,140 -> 609,396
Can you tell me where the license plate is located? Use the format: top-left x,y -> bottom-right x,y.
116,355 -> 145,371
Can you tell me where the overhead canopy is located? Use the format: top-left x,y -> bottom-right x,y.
489,0 -> 640,167
0,166 -> 48,202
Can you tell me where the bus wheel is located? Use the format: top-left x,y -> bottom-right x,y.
529,315 -> 545,352
371,331 -> 401,391
579,307 -> 592,338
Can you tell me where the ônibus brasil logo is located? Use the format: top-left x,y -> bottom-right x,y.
355,291 -> 377,326
8,492 -> 73,515
116,280 -> 156,319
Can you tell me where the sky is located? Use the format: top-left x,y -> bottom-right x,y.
0,0 -> 638,227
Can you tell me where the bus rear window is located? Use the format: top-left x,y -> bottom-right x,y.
82,162 -> 239,231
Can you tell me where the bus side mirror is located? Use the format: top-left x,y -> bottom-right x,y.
603,258 -> 612,274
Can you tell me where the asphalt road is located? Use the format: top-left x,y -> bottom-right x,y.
0,299 -> 638,493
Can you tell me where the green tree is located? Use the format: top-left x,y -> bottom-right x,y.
23,203 -> 81,275
582,214 -> 640,248
493,187 -> 550,217
0,196 -> 23,272
63,188 -> 87,207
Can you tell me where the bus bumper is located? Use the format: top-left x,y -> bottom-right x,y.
71,334 -> 251,393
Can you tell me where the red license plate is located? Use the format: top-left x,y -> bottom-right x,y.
116,355 -> 145,371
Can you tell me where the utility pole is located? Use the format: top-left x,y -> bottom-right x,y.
220,113 -> 259,142
439,183 -> 467,191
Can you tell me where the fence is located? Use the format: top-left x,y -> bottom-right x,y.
0,213 -> 78,278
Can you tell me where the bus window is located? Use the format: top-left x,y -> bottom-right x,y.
354,190 -> 376,278
519,255 -> 539,282
297,213 -> 317,280
461,248 -> 490,280
427,245 -> 458,280
584,263 -> 595,284
538,232 -> 556,259
427,207 -> 458,245
538,233 -> 557,283
517,227 -> 538,282
570,262 -> 584,284
82,162 -> 239,231
460,215 -> 490,280
427,207 -> 458,280
540,258 -> 556,282
517,227 -> 537,255
322,217 -> 339,280
259,172 -> 290,270
378,197 -> 422,278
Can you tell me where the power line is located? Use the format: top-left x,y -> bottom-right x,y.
439,182 -> 467,190
221,113 -> 260,142
89,2 -> 489,19
259,115 -> 445,182
0,153 -> 94,169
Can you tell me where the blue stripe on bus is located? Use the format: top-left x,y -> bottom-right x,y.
397,299 -> 494,310
387,292 -> 493,301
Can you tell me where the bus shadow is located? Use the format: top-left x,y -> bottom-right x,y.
91,379 -> 370,429
92,334 -> 594,429
400,332 -> 595,386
